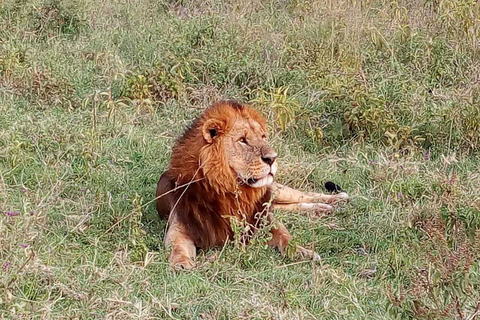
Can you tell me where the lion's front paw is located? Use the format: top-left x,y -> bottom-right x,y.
169,254 -> 195,270
326,192 -> 349,204
337,192 -> 349,201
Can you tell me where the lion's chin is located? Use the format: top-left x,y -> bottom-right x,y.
247,174 -> 274,188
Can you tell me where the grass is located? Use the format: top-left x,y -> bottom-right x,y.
1,0 -> 480,318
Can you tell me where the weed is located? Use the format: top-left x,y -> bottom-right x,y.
251,86 -> 301,131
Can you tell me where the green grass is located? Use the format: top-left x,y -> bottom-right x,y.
1,0 -> 480,318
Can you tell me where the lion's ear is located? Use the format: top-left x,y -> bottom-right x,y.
202,119 -> 224,143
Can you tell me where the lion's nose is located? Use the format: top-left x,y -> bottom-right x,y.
261,152 -> 277,166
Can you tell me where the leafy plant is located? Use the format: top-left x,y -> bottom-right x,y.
251,87 -> 301,131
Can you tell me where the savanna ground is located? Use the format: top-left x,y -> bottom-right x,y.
1,0 -> 480,318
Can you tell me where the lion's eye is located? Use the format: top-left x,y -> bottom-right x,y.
262,135 -> 267,140
239,137 -> 247,144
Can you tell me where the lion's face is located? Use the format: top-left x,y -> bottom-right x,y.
202,116 -> 277,189
224,119 -> 277,188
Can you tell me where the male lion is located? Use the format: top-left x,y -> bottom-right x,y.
156,101 -> 348,269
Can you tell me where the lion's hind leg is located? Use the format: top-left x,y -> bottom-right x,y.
165,216 -> 196,270
268,221 -> 320,262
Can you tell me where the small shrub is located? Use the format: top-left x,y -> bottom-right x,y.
251,87 -> 301,131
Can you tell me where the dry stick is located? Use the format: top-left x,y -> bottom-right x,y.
275,260 -> 312,269
37,170 -> 69,209
215,237 -> 230,264
165,165 -> 203,233
104,175 -> 203,236
144,290 -> 180,320
49,210 -> 94,251
141,176 -> 205,209
5,251 -> 35,290
103,211 -> 136,235
298,166 -> 316,190
454,295 -> 465,320
448,119 -> 454,152
102,175 -> 204,236
470,299 -> 480,320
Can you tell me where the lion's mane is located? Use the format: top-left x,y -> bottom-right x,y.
156,101 -> 272,249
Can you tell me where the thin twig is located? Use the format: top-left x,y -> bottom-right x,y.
165,166 -> 203,232
469,299 -> 480,320
5,251 -> 35,289
141,177 -> 205,208
275,260 -> 312,269
455,295 -> 464,320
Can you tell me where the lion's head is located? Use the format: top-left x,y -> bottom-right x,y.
170,101 -> 277,194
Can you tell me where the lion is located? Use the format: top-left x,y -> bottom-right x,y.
156,100 -> 348,269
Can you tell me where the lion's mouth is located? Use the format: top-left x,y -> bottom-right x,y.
245,173 -> 275,188
241,162 -> 277,188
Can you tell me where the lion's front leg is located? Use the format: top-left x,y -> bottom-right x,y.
268,221 -> 321,262
271,202 -> 335,215
165,216 -> 196,270
269,183 -> 348,214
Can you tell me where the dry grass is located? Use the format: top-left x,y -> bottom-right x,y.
1,0 -> 480,319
